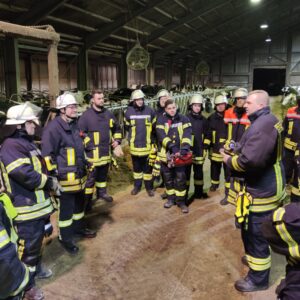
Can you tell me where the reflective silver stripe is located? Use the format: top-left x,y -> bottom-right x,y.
0,229 -> 10,248
6,158 -> 31,173
130,115 -> 151,119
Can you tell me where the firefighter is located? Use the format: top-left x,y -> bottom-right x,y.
78,90 -> 122,209
262,202 -> 300,300
205,94 -> 228,192
221,87 -> 250,205
282,96 -> 300,183
124,90 -> 156,196
221,90 -> 286,292
0,103 -> 55,300
155,89 -> 170,196
291,145 -> 300,202
186,94 -> 209,201
42,94 -> 96,255
156,98 -> 192,213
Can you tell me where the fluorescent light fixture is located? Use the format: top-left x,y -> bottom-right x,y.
260,23 -> 268,29
250,0 -> 261,3
265,37 -> 272,42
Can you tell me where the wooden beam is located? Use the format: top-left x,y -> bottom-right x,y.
84,0 -> 164,49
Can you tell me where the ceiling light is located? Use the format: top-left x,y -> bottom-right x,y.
260,23 -> 268,29
250,0 -> 262,3
265,37 -> 272,42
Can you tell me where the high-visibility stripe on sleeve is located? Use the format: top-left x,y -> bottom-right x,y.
44,156 -> 57,171
183,122 -> 191,129
0,229 -> 10,248
113,133 -> 122,139
162,137 -> 171,148
6,158 -> 31,174
181,138 -> 191,145
37,174 -> 48,189
231,155 -> 245,172
73,212 -> 84,221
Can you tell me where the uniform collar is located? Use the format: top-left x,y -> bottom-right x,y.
58,115 -> 76,131
248,106 -> 270,122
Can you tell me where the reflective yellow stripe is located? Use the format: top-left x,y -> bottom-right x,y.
162,137 -> 171,148
232,155 -> 245,172
73,212 -> 84,221
133,172 -> 143,179
182,138 -> 191,145
194,180 -> 203,185
156,125 -> 165,130
274,207 -> 300,259
44,156 -> 57,171
85,187 -> 94,195
288,120 -> 293,135
227,123 -> 233,141
113,133 -> 122,139
246,254 -> 271,271
15,203 -> 53,221
166,189 -> 175,195
143,174 -> 152,181
192,157 -> 204,165
93,132 -> 100,145
182,122 -> 191,129
204,138 -> 211,146
95,181 -> 107,188
210,153 -> 223,162
178,123 -> 183,139
211,180 -> 219,184
109,118 -> 113,128
225,182 -> 230,189
130,147 -> 151,156
6,158 -> 31,174
88,155 -> 111,166
37,174 -> 47,189
212,131 -> 216,144
284,138 -> 297,151
291,186 -> 300,196
175,190 -> 186,197
59,218 -> 73,228
0,229 -> 10,248
66,148 -> 75,166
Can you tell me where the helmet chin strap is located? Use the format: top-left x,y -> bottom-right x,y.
61,108 -> 76,122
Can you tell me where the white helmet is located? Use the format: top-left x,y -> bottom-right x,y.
130,89 -> 145,101
233,88 -> 248,99
156,89 -> 169,99
214,95 -> 228,105
56,93 -> 77,109
6,102 -> 42,125
189,94 -> 203,105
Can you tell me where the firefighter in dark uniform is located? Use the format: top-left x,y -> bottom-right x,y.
221,90 -> 286,292
205,94 -> 228,192
221,87 -> 250,205
186,94 -> 209,201
78,90 -> 122,208
0,103 -> 55,300
156,99 -> 192,213
42,94 -> 96,255
0,111 -> 30,300
282,97 -> 300,183
124,90 -> 156,196
155,89 -> 170,197
262,202 -> 300,300
291,144 -> 300,202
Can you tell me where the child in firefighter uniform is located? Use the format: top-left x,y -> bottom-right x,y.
186,94 -> 209,201
262,202 -> 300,300
0,103 -> 55,300
124,90 -> 156,196
42,94 -> 96,255
221,87 -> 250,205
205,95 -> 228,192
156,99 -> 192,213
291,145 -> 300,202
221,90 -> 286,292
78,90 -> 122,208
282,97 -> 300,183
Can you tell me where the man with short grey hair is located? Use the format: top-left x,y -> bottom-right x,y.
221,90 -> 286,292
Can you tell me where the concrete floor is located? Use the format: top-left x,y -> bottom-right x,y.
40,186 -> 286,300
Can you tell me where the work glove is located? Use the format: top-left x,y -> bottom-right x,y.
45,176 -> 61,196
44,218 -> 53,237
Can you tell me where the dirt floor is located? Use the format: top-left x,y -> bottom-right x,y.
40,96 -> 287,299
40,185 -> 286,300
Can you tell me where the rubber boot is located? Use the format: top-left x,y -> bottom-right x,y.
36,260 -> 52,279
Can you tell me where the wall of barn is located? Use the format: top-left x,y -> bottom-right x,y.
210,29 -> 300,90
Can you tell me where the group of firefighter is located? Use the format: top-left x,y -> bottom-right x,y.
0,85 -> 299,300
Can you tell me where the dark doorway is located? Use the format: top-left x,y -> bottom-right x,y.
253,68 -> 286,96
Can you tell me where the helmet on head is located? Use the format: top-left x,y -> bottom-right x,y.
156,89 -> 169,99
214,95 -> 228,105
233,88 -> 248,99
189,94 -> 203,105
130,89 -> 145,101
6,102 -> 42,125
56,93 -> 77,109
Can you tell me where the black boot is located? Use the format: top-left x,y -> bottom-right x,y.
164,199 -> 175,208
178,202 -> 189,213
209,184 -> 219,192
160,191 -> 168,199
220,195 -> 229,205
75,228 -> 97,239
234,276 -> 268,292
131,186 -> 141,195
36,260 -> 53,279
98,193 -> 113,202
58,239 -> 79,255
146,189 -> 155,197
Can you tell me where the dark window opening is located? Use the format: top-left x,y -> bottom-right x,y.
253,68 -> 286,96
